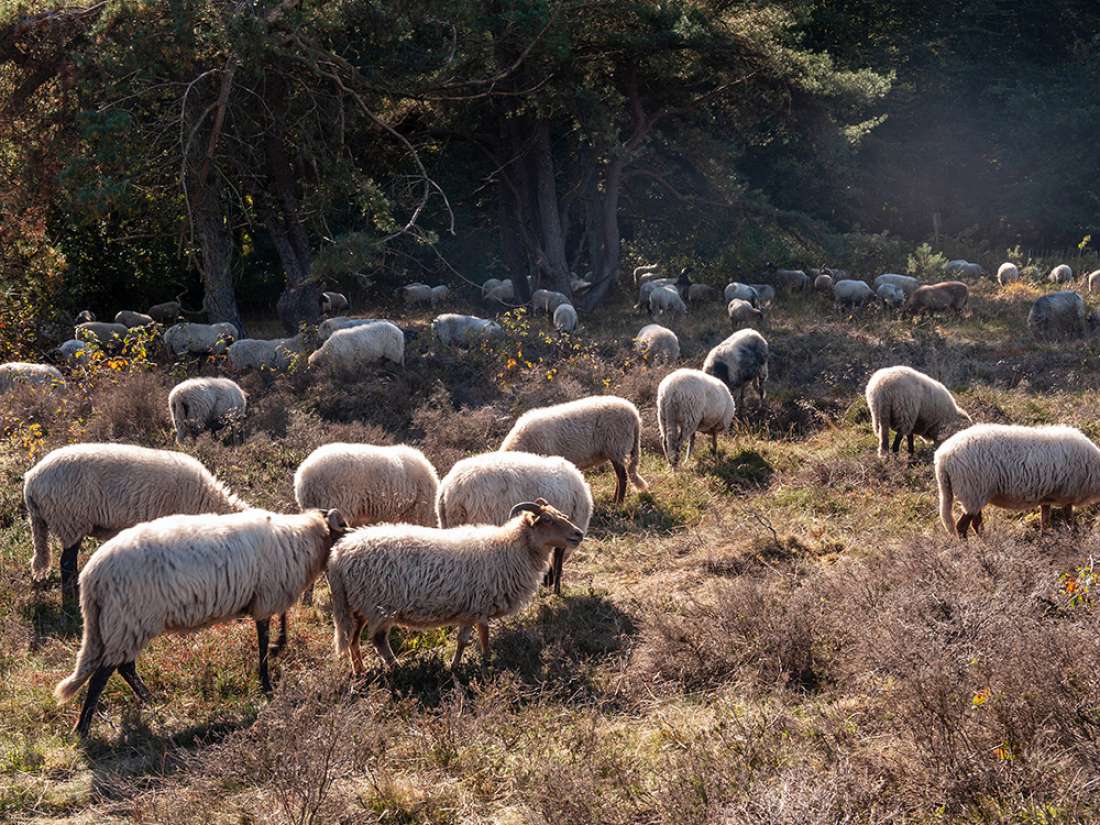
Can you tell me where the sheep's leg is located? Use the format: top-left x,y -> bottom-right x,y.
477,623 -> 490,673
74,665 -> 116,737
879,424 -> 890,456
906,432 -> 915,456
955,513 -> 973,539
687,433 -> 696,463
371,627 -> 398,668
1041,504 -> 1051,532
300,583 -> 314,607
710,431 -> 718,456
255,618 -> 273,695
551,547 -> 564,595
451,625 -> 472,670
738,386 -> 746,411
972,511 -> 984,536
60,543 -> 81,609
756,376 -> 766,403
611,461 -> 628,504
349,617 -> 367,677
891,430 -> 902,454
1063,504 -> 1075,527
118,661 -> 151,703
271,613 -> 288,656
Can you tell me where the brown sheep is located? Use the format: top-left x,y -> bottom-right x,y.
906,281 -> 969,315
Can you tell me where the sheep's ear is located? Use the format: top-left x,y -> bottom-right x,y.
326,509 -> 349,532
534,497 -> 549,508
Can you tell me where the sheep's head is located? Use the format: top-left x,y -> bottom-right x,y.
510,499 -> 584,552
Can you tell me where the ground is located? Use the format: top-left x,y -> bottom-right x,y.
1,277 -> 1099,824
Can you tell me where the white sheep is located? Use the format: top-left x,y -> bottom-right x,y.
430,285 -> 450,306
1049,264 -> 1074,284
873,273 -> 920,297
997,263 -> 1020,286
532,289 -> 569,315
955,262 -> 985,279
168,377 -> 247,442
163,321 -> 237,357
723,282 -> 759,305
398,283 -> 433,306
636,278 -> 675,309
702,329 -> 768,408
54,508 -> 348,735
747,284 -> 776,307
1027,291 -> 1086,339
657,369 -> 736,468
114,310 -> 154,328
935,424 -> 1100,538
24,443 -> 248,606
317,316 -> 383,342
648,285 -> 687,319
727,298 -> 765,331
436,451 -> 593,594
0,362 -> 63,393
833,279 -> 875,308
226,334 -> 309,372
814,273 -> 835,294
1087,270 -> 1100,293
75,321 -> 130,348
328,499 -> 583,675
633,323 -> 680,364
431,313 -> 503,347
481,278 -> 503,297
865,366 -> 970,458
484,281 -> 516,305
876,283 -> 906,308
553,303 -> 578,333
307,321 -> 405,374
321,291 -> 349,314
500,396 -> 648,504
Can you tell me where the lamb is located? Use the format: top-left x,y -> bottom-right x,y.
873,273 -> 920,297
657,369 -> 737,468
553,303 -> 578,333
633,263 -> 661,284
1049,264 -> 1074,284
727,298 -> 766,330
0,362 -> 63,393
484,281 -> 516,305
1028,291 -> 1086,339
532,289 -> 570,315
723,282 -> 759,305
702,329 -> 768,408
906,281 -> 969,315
432,313 -> 504,347
399,283 -> 433,306
321,291 -> 349,314
648,285 -> 688,319
436,451 -> 593,594
55,508 -> 348,735
633,323 -> 680,364
24,443 -> 248,606
147,301 -> 181,324
169,377 -> 248,442
814,273 -> 834,294
328,499 -> 583,676
114,310 -> 155,329
307,320 -> 405,374
747,284 -> 776,308
876,283 -> 906,309
833,279 -> 875,308
1088,270 -> 1100,293
75,321 -> 129,347
430,285 -> 450,306
500,396 -> 648,504
163,321 -> 238,356
226,334 -> 309,372
686,284 -> 721,304
934,424 -> 1100,538
997,262 -> 1020,286
865,366 -> 971,458
636,278 -> 675,309
317,316 -> 384,342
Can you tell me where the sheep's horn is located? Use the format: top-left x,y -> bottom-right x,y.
509,501 -> 543,518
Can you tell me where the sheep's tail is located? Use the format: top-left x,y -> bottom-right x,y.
26,491 -> 51,580
328,565 -> 355,657
936,459 -> 955,535
54,591 -> 104,704
628,421 -> 649,491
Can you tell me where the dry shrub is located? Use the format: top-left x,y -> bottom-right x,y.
410,384 -> 507,473
79,370 -> 172,445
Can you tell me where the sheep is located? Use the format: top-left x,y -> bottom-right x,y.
1028,291 -> 1086,339
633,263 -> 661,284
997,263 -> 1020,286
114,310 -> 154,329
1088,270 -> 1100,293
942,259 -> 970,275
436,451 -> 593,594
633,323 -> 680,364
553,303 -> 578,333
765,263 -> 810,291
430,285 -> 450,306
163,321 -> 237,357
934,424 -> 1100,538
399,283 -> 433,306
532,289 -> 570,316
328,499 -> 583,676
686,284 -> 721,304
321,291 -> 349,314
500,396 -> 648,504
307,320 -> 405,373
75,321 -> 130,348
0,362 -> 63,393
168,377 -> 248,442
657,369 -> 737,468
865,366 -> 971,458
876,283 -> 906,309
955,262 -> 985,279
648,285 -> 688,319
636,278 -> 676,309
484,281 -> 516,305
727,298 -> 766,331
24,443 -> 248,606
906,281 -> 969,315
1049,264 -> 1074,284
317,316 -> 384,342
52,339 -> 89,365
226,334 -> 309,372
747,284 -> 776,308
702,329 -> 768,408
55,508 -> 348,736
431,313 -> 503,347
636,270 -> 671,288
481,278 -> 503,297
147,301 -> 182,324
873,273 -> 920,297
75,310 -> 96,323
833,279 -> 875,308
723,282 -> 759,305
814,273 -> 835,294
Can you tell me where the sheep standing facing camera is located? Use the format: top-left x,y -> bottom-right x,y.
169,377 -> 247,442
657,369 -> 737,468
553,303 -> 578,333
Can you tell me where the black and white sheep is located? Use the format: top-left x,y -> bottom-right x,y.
657,368 -> 737,468
168,377 -> 248,442
702,329 -> 769,408
865,366 -> 971,458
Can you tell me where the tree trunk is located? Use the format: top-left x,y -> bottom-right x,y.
532,121 -> 573,297
582,154 -> 626,309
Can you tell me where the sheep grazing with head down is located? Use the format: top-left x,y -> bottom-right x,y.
833,279 -> 874,309
633,323 -> 680,364
500,396 -> 647,504
24,443 -> 248,606
481,278 -> 503,297
432,313 -> 503,347
1028,291 -> 1087,339
1049,264 -> 1074,284
75,321 -> 130,348
935,424 -> 1100,538
649,285 -> 688,319
747,284 -> 776,308
865,366 -> 971,458
764,263 -> 810,292
52,340 -> 89,365
657,369 -> 736,468
484,281 -> 516,305
553,303 -> 578,333
308,321 -> 405,375
703,329 -> 768,408
686,284 -> 720,304
906,281 -> 969,315
398,283 -> 433,306
227,334 -> 309,372
0,362 -> 63,393
636,278 -> 676,309
163,321 -> 238,356
321,291 -> 349,315
436,451 -> 593,594
532,289 -> 570,316
317,316 -> 383,341
814,273 -> 834,294
877,283 -> 906,309
873,273 -> 920,298
727,298 -> 766,331
723,282 -> 758,305
55,508 -> 348,736
169,377 -> 247,442
997,262 -> 1020,286
114,310 -> 154,329
430,285 -> 450,306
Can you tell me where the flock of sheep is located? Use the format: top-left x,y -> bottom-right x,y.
5,254 -> 1100,739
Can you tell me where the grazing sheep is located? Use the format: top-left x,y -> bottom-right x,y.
935,424 -> 1100,538
321,291 -> 349,314
317,316 -> 384,342
308,321 -> 405,373
25,443 -> 248,606
114,310 -> 154,329
873,273 -> 920,297
814,273 -> 834,294
955,262 -> 985,279
636,278 -> 676,309
633,324 -> 680,364
168,377 -> 247,442
657,369 -> 737,468
1028,291 -> 1087,339
430,285 -> 450,306
727,298 -> 766,331
865,366 -> 971,458
702,329 -> 769,408
0,362 -> 63,393
833,279 -> 875,308
532,289 -> 570,316
52,339 -> 89,365
484,281 -> 516,305
1088,270 -> 1100,293
906,281 -> 969,315
481,278 -> 503,297
329,499 -> 583,675
436,451 -> 593,594
942,259 -> 970,275
1049,264 -> 1074,284
723,282 -> 759,305
876,283 -> 906,309
686,284 -> 720,304
163,321 -> 237,357
997,262 -> 1020,286
75,321 -> 129,348
147,301 -> 181,324
399,283 -> 433,306
747,284 -> 776,308
500,396 -> 648,504
55,508 -> 348,736
553,303 -> 578,333
648,285 -> 688,319
432,313 -> 503,347
765,264 -> 810,291
226,334 -> 309,372
633,263 -> 661,284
